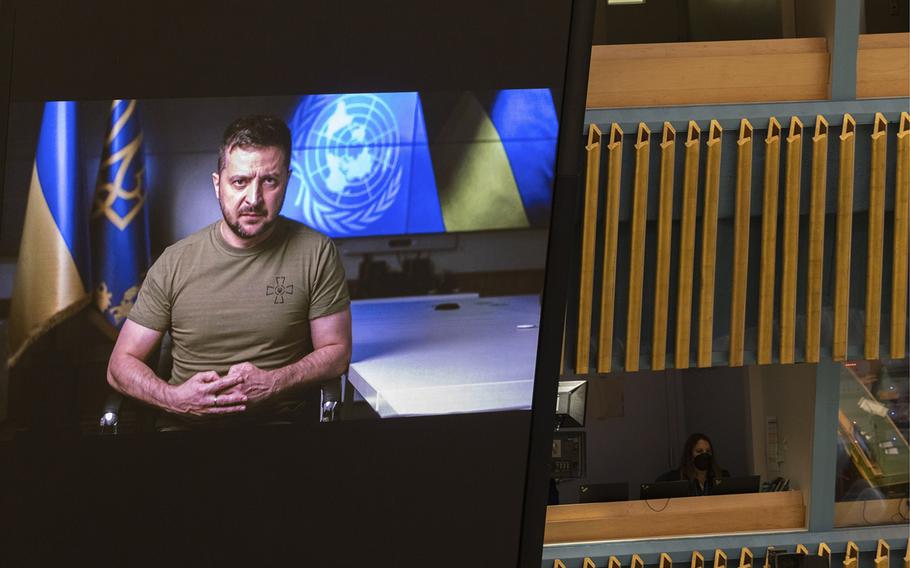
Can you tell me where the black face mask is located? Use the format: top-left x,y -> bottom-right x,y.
693,452 -> 713,472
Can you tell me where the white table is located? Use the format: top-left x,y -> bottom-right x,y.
346,294 -> 541,417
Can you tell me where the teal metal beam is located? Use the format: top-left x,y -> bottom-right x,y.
829,0 -> 860,100
808,361 -> 841,532
584,97 -> 910,132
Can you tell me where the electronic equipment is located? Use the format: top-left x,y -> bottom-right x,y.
578,482 -> 629,503
639,480 -> 691,500
551,431 -> 586,479
713,475 -> 761,496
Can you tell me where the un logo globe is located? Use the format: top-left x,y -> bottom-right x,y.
288,94 -> 402,235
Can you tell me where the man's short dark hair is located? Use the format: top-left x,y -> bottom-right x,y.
217,115 -> 292,172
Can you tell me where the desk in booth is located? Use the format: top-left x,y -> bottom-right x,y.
544,491 -> 806,544
346,294 -> 541,417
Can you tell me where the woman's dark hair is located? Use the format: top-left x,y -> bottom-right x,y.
678,432 -> 723,481
217,115 -> 292,173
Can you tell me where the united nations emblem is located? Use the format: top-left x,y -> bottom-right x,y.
288,94 -> 402,235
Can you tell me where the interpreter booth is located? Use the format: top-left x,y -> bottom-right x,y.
543,106 -> 909,567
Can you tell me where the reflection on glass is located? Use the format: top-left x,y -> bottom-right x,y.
834,359 -> 910,527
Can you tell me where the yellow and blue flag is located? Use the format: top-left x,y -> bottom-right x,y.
8,101 -> 91,366
90,99 -> 150,331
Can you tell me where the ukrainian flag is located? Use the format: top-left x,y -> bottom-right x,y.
8,101 -> 91,366
90,99 -> 150,332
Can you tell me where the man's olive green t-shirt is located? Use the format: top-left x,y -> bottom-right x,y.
128,217 -> 350,385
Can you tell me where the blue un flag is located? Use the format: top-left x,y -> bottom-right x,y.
90,99 -> 151,331
282,92 -> 445,238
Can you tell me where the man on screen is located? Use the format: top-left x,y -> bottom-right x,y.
107,115 -> 352,428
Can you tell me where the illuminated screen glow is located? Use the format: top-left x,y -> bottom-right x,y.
282,89 -> 558,238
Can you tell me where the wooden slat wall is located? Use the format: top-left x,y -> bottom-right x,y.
571,111 -> 908,374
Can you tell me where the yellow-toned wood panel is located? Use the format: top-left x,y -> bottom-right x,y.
698,120 -> 723,368
893,112 -> 909,360
587,38 -> 828,108
807,116 -> 829,363
833,115 -> 857,361
576,125 -> 602,374
544,491 -> 805,544
758,118 -> 782,364
597,124 -> 623,373
730,120 -> 753,367
857,33 -> 910,99
865,113 -> 888,360
676,121 -> 701,369
780,117 -> 804,364
626,123 -> 651,372
652,122 -> 676,371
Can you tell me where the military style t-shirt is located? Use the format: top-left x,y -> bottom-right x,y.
128,216 -> 350,386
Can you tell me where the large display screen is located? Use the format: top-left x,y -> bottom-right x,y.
0,0 -> 588,564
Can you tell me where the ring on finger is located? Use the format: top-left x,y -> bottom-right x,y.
213,394 -> 219,407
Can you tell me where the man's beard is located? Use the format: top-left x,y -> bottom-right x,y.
220,203 -> 276,240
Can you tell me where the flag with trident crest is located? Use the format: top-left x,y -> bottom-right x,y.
91,99 -> 151,332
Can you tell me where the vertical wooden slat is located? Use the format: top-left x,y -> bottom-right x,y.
845,541 -> 859,568
652,122 -> 676,371
865,113 -> 888,360
661,553 -> 674,568
758,117 -> 782,364
714,549 -> 728,568
730,119 -> 754,366
609,557 -> 621,568
575,124 -> 602,373
875,539 -> 890,568
739,548 -> 753,568
833,114 -> 857,360
675,121 -> 701,369
584,558 -> 598,568
780,116 -> 804,364
698,120 -> 723,367
818,543 -> 832,561
806,115 -> 829,363
692,551 -> 705,568
892,112 -> 910,359
597,124 -> 624,373
626,123 -> 651,372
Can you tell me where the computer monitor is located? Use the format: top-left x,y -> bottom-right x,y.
640,480 -> 692,500
579,482 -> 629,504
555,380 -> 587,428
713,475 -> 761,496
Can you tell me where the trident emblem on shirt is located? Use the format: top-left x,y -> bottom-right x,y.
266,276 -> 294,304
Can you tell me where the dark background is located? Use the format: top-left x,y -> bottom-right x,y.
0,0 -> 591,565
